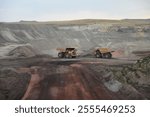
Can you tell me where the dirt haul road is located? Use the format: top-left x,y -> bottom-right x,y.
1,56 -> 145,100
22,63 -> 115,100
19,58 -> 144,100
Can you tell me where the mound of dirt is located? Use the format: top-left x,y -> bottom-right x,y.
88,64 -> 144,99
112,56 -> 150,99
8,45 -> 38,58
0,68 -> 31,99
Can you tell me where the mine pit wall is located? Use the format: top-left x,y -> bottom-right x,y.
0,21 -> 150,58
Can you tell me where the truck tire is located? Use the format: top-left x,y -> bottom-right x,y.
104,52 -> 112,59
65,54 -> 72,58
58,52 -> 64,58
95,53 -> 100,58
95,50 -> 102,58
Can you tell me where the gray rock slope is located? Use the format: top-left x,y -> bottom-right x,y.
0,19 -> 150,57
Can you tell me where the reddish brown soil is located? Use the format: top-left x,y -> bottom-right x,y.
21,61 -> 121,100
1,56 -> 147,100
19,58 -> 145,100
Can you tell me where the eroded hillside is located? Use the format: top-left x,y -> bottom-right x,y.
0,19 -> 150,58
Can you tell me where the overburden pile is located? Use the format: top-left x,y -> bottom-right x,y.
113,56 -> 150,99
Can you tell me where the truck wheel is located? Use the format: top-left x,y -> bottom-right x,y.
58,52 -> 64,58
65,54 -> 71,58
95,53 -> 102,58
105,53 -> 112,59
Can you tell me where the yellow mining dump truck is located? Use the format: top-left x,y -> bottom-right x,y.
57,48 -> 77,58
94,48 -> 114,59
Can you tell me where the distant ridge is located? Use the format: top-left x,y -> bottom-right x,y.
16,19 -> 119,25
1,18 -> 148,25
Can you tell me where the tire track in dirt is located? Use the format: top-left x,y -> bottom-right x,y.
22,62 -> 119,100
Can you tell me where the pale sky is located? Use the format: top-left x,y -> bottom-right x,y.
0,0 -> 149,22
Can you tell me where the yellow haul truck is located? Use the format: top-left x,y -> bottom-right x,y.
94,48 -> 114,59
57,48 -> 77,58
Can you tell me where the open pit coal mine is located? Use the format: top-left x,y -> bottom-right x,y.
0,19 -> 150,100
0,56 -> 150,100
